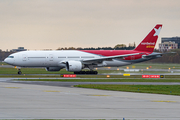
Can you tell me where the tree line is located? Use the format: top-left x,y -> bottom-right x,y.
147,49 -> 180,63
57,43 -> 136,50
57,46 -> 135,50
0,51 -> 13,61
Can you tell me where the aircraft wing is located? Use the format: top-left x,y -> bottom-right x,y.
82,53 -> 140,63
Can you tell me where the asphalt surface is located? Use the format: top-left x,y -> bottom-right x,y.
8,81 -> 180,87
0,72 -> 180,119
0,80 -> 180,119
1,78 -> 180,87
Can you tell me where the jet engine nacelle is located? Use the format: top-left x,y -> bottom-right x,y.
66,61 -> 83,72
45,67 -> 61,71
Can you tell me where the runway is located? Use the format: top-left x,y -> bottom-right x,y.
1,78 -> 180,87
8,81 -> 180,87
0,78 -> 180,119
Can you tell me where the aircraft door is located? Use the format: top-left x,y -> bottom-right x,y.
49,54 -> 54,61
22,54 -> 27,61
48,54 -> 54,66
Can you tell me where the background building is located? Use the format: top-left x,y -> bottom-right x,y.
11,47 -> 27,52
161,37 -> 180,48
159,41 -> 178,52
159,37 -> 180,52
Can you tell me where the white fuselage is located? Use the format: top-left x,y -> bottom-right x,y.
4,50 -> 131,68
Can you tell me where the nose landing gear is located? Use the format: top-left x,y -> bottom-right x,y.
18,69 -> 22,75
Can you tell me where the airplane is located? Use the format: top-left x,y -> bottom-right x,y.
4,24 -> 163,75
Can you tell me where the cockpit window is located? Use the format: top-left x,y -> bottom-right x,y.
8,56 -> 14,58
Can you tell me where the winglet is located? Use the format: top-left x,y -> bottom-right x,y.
134,24 -> 162,52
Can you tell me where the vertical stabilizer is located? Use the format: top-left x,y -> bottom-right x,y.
134,24 -> 162,52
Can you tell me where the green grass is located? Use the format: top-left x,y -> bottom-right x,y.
17,78 -> 180,82
123,63 -> 180,69
1,63 -> 180,79
0,67 -> 179,75
75,84 -> 180,96
0,67 -> 73,74
1,63 -> 180,76
0,62 -> 9,65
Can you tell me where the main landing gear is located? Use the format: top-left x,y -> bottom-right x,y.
74,71 -> 98,75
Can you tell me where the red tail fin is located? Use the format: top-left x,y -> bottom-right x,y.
134,24 -> 162,52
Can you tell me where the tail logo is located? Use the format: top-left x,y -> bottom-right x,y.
146,45 -> 154,48
153,27 -> 161,36
141,42 -> 155,45
141,42 -> 155,49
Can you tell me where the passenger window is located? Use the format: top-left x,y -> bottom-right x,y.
8,56 -> 14,58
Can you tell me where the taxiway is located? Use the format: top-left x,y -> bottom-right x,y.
0,78 -> 180,119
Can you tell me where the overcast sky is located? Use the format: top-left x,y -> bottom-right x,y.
0,0 -> 180,51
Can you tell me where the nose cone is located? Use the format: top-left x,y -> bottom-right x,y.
4,58 -> 14,65
4,58 -> 8,63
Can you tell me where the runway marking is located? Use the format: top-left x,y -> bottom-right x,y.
43,90 -> 61,92
152,100 -> 177,103
88,94 -> 110,96
5,87 -> 21,89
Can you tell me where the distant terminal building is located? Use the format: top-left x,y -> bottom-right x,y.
159,41 -> 178,52
11,47 -> 27,52
159,37 -> 180,52
161,36 -> 180,48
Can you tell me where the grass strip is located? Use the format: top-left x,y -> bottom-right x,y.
0,67 -> 73,74
16,78 -> 180,82
74,84 -> 180,96
1,67 -> 180,75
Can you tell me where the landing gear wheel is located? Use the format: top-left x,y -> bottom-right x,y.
18,69 -> 22,75
94,71 -> 98,74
